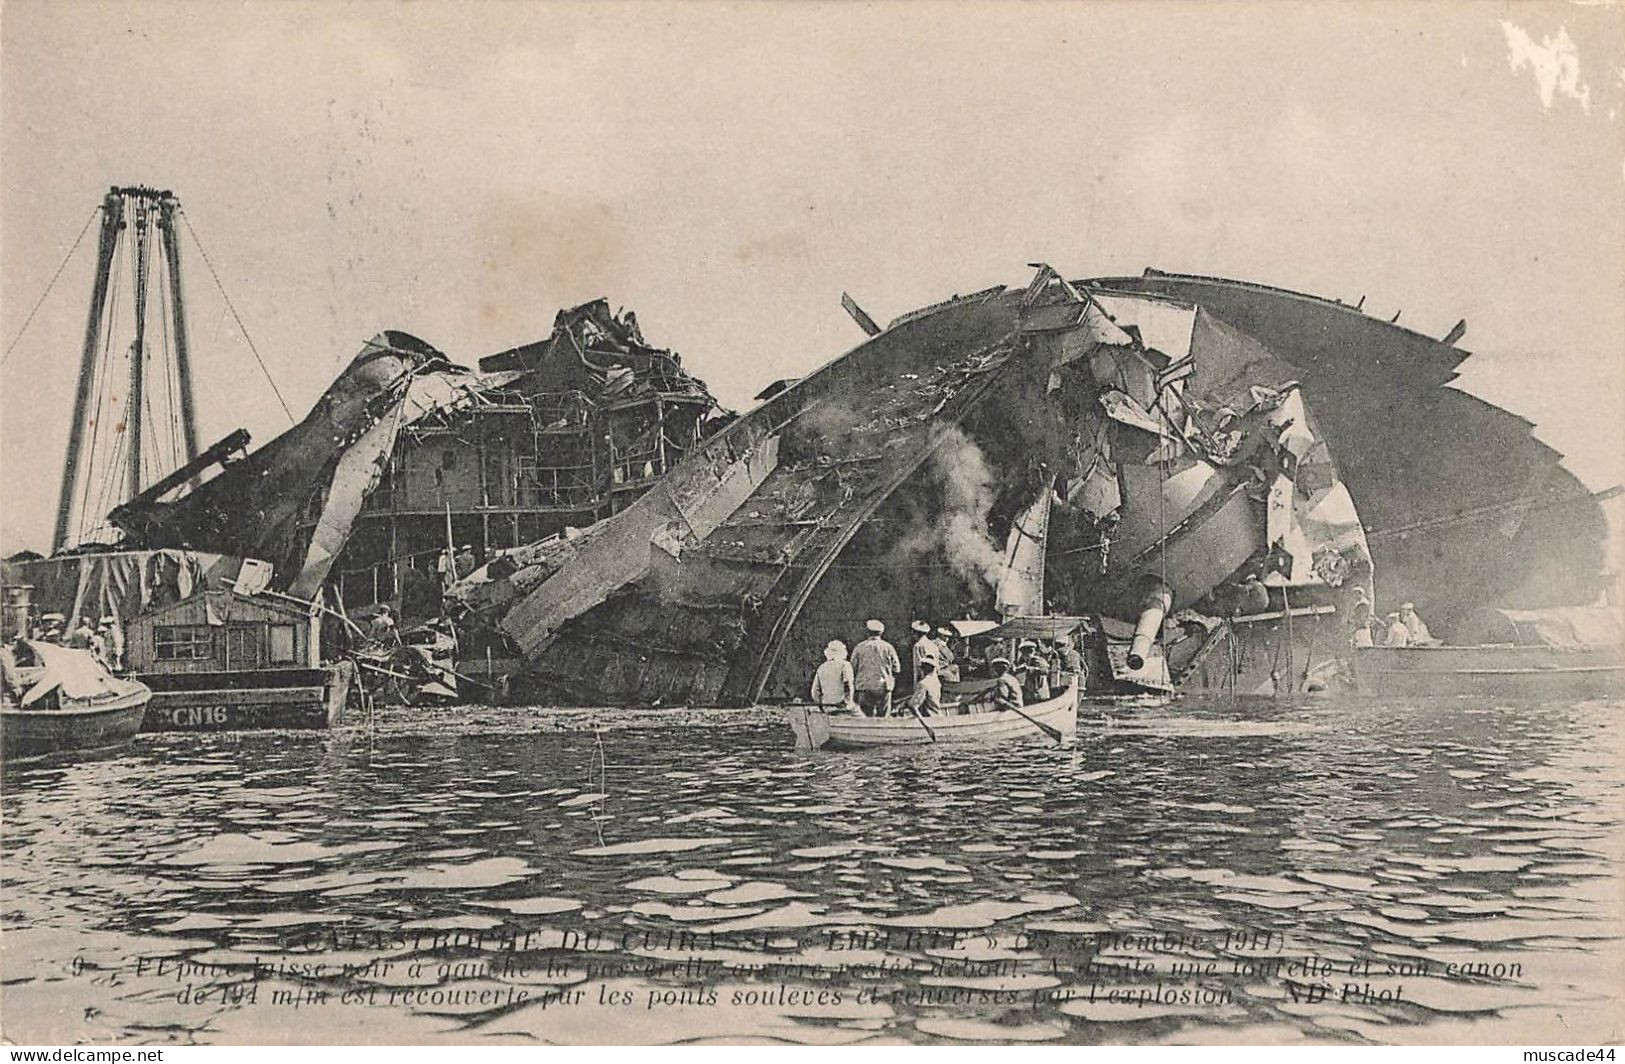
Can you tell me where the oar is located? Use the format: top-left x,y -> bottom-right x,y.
899,696 -> 937,742
998,694 -> 1064,744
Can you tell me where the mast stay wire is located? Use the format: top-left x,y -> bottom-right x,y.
1,207 -> 99,367
179,210 -> 295,423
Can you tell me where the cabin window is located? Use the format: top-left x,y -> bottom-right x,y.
155,625 -> 213,661
268,624 -> 297,665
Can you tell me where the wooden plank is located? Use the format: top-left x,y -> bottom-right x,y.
147,686 -> 324,707
1232,604 -> 1337,624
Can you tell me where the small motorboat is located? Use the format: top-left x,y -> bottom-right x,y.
785,681 -> 1079,751
1350,605 -> 1625,700
2,640 -> 151,760
1352,644 -> 1624,699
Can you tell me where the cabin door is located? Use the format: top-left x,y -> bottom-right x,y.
224,624 -> 264,670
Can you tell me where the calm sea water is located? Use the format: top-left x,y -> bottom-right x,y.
3,695 -> 1621,1045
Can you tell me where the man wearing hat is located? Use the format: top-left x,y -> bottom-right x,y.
909,620 -> 939,690
38,613 -> 66,643
1057,634 -> 1084,683
454,544 -> 477,580
934,626 -> 960,683
990,657 -> 1023,712
850,619 -> 900,717
1017,640 -> 1051,702
1399,602 -> 1435,645
67,617 -> 95,651
97,616 -> 124,671
897,657 -> 943,717
809,640 -> 857,713
1384,611 -> 1411,647
370,604 -> 400,645
1348,586 -> 1374,647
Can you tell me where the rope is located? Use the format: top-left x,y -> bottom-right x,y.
1299,609 -> 1319,689
1282,584 -> 1295,693
180,210 -> 295,422
2,207 -> 99,366
1157,375 -> 1170,670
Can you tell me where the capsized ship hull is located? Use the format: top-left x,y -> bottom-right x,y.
490,266 -> 1607,706
494,268 -> 1382,704
1090,270 -> 1608,638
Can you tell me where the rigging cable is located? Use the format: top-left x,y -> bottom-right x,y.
1,207 -> 99,366
180,209 -> 295,423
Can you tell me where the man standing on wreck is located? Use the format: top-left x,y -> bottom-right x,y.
851,619 -> 900,717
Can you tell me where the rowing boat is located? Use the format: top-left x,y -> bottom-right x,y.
2,641 -> 151,760
784,682 -> 1078,750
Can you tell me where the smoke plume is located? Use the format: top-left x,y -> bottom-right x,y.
929,426 -> 1005,591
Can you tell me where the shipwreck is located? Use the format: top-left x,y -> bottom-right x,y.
12,203 -> 1609,710
448,266 -> 1609,705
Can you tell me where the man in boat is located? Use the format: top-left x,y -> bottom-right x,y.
1045,640 -> 1064,692
1399,602 -> 1438,646
1384,611 -> 1411,647
934,626 -> 960,683
897,658 -> 943,716
851,619 -> 900,717
809,640 -> 857,713
67,618 -> 95,650
39,613 -> 65,644
1017,641 -> 1051,703
1,636 -> 32,701
990,657 -> 1023,712
909,620 -> 938,689
1348,586 -> 1375,647
1058,635 -> 1084,684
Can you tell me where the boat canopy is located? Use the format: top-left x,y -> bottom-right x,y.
1492,606 -> 1623,651
983,615 -> 1090,641
10,641 -> 136,706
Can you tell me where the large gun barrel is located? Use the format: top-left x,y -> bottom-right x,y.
1126,580 -> 1173,671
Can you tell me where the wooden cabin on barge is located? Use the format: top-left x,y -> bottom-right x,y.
127,589 -> 351,731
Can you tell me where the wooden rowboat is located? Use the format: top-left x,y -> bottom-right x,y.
2,642 -> 151,760
785,682 -> 1078,750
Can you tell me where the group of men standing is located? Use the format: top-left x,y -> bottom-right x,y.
436,545 -> 479,591
810,618 -> 961,718
1347,587 -> 1436,648
31,612 -> 124,671
809,619 -> 1085,718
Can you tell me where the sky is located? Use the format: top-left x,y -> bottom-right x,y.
3,0 -> 1622,556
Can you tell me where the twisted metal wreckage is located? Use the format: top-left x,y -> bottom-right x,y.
47,266 -> 1610,706
455,266 -> 1608,704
